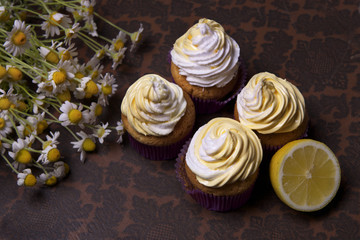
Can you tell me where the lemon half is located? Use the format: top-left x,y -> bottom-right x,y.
270,139 -> 341,212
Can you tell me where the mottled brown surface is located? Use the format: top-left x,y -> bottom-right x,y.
1,0 -> 360,239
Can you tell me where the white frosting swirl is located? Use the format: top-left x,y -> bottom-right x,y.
186,118 -> 262,188
171,18 -> 240,88
236,72 -> 305,134
121,74 -> 187,136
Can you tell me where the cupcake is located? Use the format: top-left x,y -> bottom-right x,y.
176,117 -> 263,211
170,18 -> 246,114
121,74 -> 195,160
234,72 -> 309,150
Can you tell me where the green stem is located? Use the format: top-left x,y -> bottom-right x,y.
1,154 -> 19,174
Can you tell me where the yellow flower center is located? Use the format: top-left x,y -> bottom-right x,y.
45,176 -> 57,186
45,84 -> 54,92
97,127 -> 105,138
65,29 -> 74,39
114,39 -> 125,51
91,70 -> 99,80
12,31 -> 27,46
75,72 -> 85,79
48,148 -> 61,162
53,71 -> 66,85
24,174 -> 37,187
96,49 -> 105,59
45,51 -> 59,64
0,118 -> 5,129
37,120 -> 48,134
17,101 -> 27,112
68,109 -> 82,124
7,67 -> 23,81
0,98 -> 11,110
72,11 -> 83,21
0,66 -> 6,79
60,50 -> 72,61
64,162 -> 70,175
23,124 -> 33,137
50,12 -> 62,25
102,85 -> 112,95
57,89 -> 71,102
0,10 -> 10,22
16,149 -> 32,164
94,104 -> 102,116
87,6 -> 94,15
85,80 -> 98,98
82,138 -> 95,152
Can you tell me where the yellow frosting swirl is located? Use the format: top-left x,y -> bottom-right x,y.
171,18 -> 240,88
121,74 -> 187,136
186,118 -> 262,188
236,72 -> 305,134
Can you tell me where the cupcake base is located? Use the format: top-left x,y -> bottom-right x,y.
170,51 -> 247,114
175,140 -> 256,212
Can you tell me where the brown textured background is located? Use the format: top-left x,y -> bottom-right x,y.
1,0 -> 360,239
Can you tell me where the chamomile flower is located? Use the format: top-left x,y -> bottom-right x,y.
0,88 -> 17,111
71,131 -> 96,162
57,43 -> 78,62
97,73 -> 118,106
0,110 -> 12,137
59,101 -> 89,128
41,12 -> 72,38
17,168 -> 37,187
115,121 -> 124,143
64,23 -> 80,45
110,31 -> 127,53
38,172 -> 57,186
0,6 -> 11,22
17,116 -> 37,138
93,122 -> 111,144
95,45 -> 109,60
130,23 -> 144,52
37,145 -> 61,164
52,161 -> 69,179
80,0 -> 96,22
43,131 -> 60,149
48,60 -> 75,93
8,138 -> 33,165
3,20 -> 32,57
6,65 -> 23,82
111,47 -> 126,70
84,18 -> 98,37
74,76 -> 99,99
39,44 -> 60,64
87,102 -> 103,123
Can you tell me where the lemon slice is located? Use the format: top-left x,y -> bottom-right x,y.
270,139 -> 341,212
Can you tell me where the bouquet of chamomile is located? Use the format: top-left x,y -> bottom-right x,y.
0,0 -> 143,187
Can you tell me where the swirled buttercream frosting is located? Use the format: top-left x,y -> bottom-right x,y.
121,74 -> 187,136
170,18 -> 240,88
186,118 -> 262,188
236,72 -> 305,134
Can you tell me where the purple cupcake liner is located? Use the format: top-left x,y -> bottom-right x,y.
175,140 -> 255,212
127,129 -> 193,161
262,124 -> 310,154
169,50 -> 248,114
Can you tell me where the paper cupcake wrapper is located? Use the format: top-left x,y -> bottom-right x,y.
127,129 -> 193,161
175,140 -> 254,212
169,51 -> 248,114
